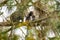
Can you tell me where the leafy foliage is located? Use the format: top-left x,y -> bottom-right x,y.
0,0 -> 60,40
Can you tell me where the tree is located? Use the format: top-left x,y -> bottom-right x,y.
0,0 -> 60,40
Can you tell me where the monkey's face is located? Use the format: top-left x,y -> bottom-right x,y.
25,11 -> 35,21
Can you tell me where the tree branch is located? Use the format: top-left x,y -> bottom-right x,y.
0,22 -> 11,26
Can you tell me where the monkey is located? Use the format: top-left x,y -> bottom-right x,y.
26,11 -> 35,21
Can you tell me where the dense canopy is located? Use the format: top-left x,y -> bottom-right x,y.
0,0 -> 60,40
